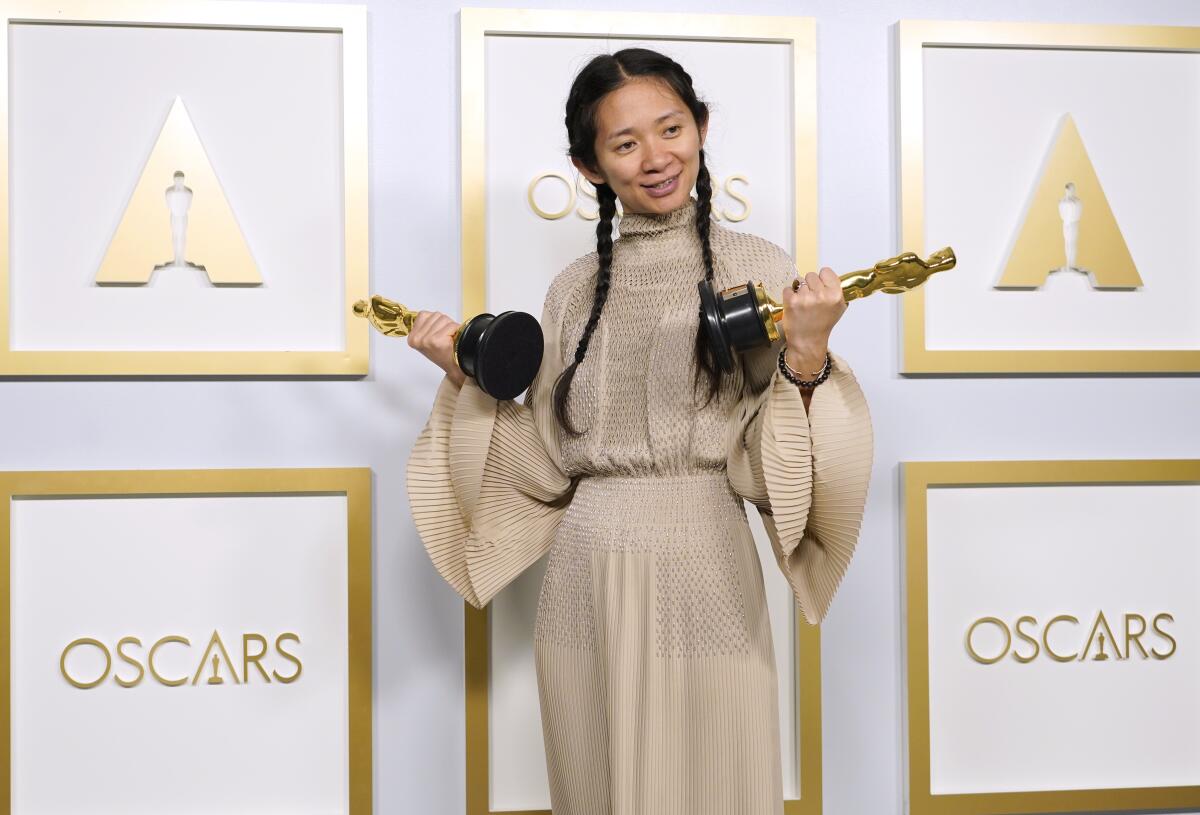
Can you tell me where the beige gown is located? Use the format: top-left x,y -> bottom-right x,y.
407,197 -> 873,815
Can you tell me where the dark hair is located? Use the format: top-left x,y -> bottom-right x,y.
552,47 -> 721,435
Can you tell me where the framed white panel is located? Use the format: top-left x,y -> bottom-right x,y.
898,21 -> 1200,373
905,460 -> 1200,815
460,8 -> 819,815
0,1 -> 368,375
1,469 -> 372,814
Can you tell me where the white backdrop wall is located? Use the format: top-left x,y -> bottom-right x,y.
2,1 -> 1199,814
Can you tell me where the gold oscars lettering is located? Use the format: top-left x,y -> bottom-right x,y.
58,630 -> 303,689
527,171 -> 751,222
965,612 -> 1176,664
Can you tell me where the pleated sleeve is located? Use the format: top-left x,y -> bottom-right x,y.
725,244 -> 874,626
405,281 -> 576,609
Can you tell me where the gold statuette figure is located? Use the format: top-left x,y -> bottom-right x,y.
353,295 -> 543,400
699,247 -> 956,372
353,295 -> 420,337
833,246 -> 956,300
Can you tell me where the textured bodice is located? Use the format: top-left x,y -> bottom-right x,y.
546,197 -> 794,479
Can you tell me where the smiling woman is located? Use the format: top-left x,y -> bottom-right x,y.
573,79 -> 707,216
406,47 -> 874,815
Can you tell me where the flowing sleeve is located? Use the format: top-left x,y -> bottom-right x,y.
406,279 -> 576,609
725,241 -> 874,626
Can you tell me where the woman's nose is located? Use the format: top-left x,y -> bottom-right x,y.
642,139 -> 671,173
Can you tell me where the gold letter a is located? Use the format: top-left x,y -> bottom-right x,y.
96,96 -> 261,286
996,114 -> 1141,290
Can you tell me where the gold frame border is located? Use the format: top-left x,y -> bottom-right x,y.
898,20 -> 1200,374
0,1 -> 369,376
903,459 -> 1200,815
0,467 -> 372,813
460,9 -> 820,814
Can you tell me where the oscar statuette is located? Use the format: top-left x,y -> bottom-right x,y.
699,247 -> 957,372
353,295 -> 543,400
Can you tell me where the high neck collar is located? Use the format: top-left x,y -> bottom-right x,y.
617,196 -> 697,238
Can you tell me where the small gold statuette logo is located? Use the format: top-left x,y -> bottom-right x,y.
58,630 -> 302,689
206,655 -> 223,684
996,114 -> 1142,290
965,611 -> 1176,664
96,96 -> 262,287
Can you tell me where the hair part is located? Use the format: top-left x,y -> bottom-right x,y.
553,47 -> 721,435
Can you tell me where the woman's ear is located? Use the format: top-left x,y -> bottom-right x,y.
699,120 -> 709,148
571,156 -> 605,187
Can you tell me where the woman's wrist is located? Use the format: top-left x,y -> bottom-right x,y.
784,342 -> 829,376
778,348 -> 832,389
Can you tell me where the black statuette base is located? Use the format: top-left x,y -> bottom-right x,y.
455,310 -> 544,401
698,279 -> 772,374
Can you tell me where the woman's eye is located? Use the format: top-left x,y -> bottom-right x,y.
617,141 -> 635,152
665,125 -> 681,136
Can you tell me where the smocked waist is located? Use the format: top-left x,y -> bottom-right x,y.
567,470 -> 744,528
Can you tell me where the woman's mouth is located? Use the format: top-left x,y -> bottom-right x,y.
642,174 -> 679,197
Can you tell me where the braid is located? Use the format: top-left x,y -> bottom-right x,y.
552,182 -> 618,435
694,149 -> 715,275
692,150 -> 722,405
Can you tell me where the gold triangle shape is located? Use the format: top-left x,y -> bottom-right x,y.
996,114 -> 1141,289
96,96 -> 262,286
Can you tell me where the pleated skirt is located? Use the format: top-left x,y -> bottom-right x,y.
533,471 -> 784,815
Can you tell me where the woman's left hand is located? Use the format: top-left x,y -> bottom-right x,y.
780,267 -> 848,373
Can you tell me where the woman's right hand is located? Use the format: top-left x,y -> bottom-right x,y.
409,311 -> 466,387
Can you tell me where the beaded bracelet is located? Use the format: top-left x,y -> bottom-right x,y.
778,349 -> 832,389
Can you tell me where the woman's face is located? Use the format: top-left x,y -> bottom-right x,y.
572,77 -> 707,216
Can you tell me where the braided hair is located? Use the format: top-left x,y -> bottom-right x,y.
554,47 -> 721,436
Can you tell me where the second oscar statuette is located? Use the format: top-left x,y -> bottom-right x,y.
353,296 -> 543,400
699,247 -> 957,372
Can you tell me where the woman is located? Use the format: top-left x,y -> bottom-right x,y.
407,48 -> 872,815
